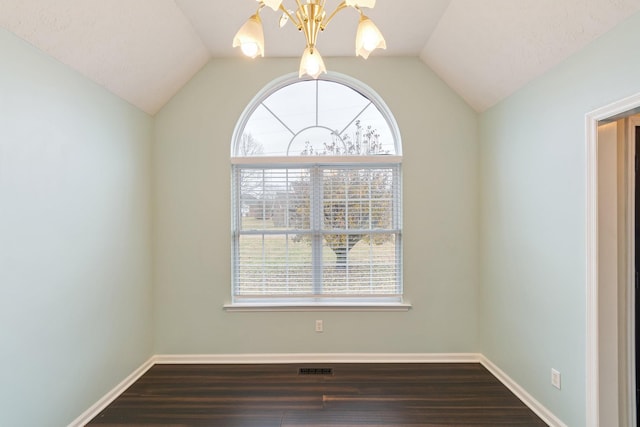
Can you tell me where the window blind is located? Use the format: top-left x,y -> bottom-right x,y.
232,164 -> 402,303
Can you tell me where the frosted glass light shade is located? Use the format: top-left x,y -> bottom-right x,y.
355,16 -> 386,59
299,47 -> 327,79
233,14 -> 265,58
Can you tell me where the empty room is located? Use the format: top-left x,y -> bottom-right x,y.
2,1 -> 640,426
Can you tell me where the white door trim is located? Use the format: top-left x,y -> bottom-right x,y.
586,92 -> 640,427
626,115 -> 640,427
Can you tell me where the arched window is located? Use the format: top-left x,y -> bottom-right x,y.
230,73 -> 403,307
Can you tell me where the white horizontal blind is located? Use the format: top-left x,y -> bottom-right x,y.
232,163 -> 402,303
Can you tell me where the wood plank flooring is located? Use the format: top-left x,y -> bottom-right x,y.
88,363 -> 548,426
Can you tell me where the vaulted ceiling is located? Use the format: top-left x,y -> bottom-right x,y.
1,0 -> 639,115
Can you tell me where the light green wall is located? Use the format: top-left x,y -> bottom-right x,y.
0,29 -> 153,426
153,57 -> 479,354
479,11 -> 640,427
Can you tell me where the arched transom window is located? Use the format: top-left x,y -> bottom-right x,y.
230,73 -> 403,307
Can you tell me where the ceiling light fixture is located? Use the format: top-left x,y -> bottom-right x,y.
233,0 -> 386,79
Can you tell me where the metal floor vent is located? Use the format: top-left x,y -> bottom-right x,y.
298,367 -> 333,376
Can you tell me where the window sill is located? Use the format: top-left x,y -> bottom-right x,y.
223,302 -> 412,312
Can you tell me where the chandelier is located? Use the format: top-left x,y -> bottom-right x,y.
233,0 -> 386,79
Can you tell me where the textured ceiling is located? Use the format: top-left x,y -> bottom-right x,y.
0,0 -> 211,115
421,0 -> 640,111
1,0 -> 639,115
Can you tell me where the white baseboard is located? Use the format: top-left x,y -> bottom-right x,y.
479,355 -> 568,427
71,353 -> 565,427
153,352 -> 482,364
67,356 -> 155,427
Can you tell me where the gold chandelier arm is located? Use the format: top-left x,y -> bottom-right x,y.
278,4 -> 302,29
293,0 -> 306,17
321,1 -> 348,31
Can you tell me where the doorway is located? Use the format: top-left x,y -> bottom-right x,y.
588,96 -> 640,427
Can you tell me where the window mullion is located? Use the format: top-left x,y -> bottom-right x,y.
315,79 -> 319,127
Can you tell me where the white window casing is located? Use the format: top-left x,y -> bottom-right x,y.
229,72 -> 406,310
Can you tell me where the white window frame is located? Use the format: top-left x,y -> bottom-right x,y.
226,73 -> 409,311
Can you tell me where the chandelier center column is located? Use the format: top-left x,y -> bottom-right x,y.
298,2 -> 325,53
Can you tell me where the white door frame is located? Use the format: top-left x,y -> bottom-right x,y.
586,92 -> 640,427
626,115 -> 640,427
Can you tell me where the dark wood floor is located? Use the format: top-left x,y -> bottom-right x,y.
88,363 -> 548,426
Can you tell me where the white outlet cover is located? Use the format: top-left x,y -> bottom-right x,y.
551,368 -> 561,389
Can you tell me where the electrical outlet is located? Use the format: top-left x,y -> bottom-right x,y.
551,369 -> 561,390
315,320 -> 323,333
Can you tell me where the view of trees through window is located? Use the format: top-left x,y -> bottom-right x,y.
291,120 -> 393,269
